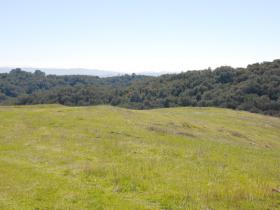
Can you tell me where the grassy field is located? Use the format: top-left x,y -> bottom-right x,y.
0,105 -> 279,210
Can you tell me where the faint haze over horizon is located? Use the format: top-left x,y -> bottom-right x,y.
0,0 -> 279,73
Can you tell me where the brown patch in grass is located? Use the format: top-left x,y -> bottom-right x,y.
148,125 -> 196,138
176,131 -> 196,137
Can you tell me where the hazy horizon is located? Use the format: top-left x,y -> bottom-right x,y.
0,66 -> 171,76
1,0 -> 279,73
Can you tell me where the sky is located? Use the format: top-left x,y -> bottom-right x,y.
0,0 -> 279,73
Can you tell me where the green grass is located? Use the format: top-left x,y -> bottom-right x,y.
0,105 -> 279,210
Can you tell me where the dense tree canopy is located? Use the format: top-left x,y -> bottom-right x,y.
1,59 -> 280,116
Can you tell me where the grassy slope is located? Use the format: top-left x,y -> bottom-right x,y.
0,105 -> 279,210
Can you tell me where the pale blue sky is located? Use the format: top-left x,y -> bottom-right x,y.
0,0 -> 279,73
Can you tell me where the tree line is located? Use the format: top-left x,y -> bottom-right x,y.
0,59 -> 280,116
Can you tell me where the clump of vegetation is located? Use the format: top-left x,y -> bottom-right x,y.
0,59 -> 280,116
0,105 -> 279,209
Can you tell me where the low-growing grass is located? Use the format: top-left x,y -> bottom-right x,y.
0,105 -> 279,209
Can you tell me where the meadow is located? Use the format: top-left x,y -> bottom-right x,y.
0,105 -> 279,209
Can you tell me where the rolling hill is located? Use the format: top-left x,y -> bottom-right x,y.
1,59 -> 280,117
0,105 -> 279,209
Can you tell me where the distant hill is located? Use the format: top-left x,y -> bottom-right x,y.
0,59 -> 279,116
0,67 -> 171,77
0,67 -> 123,77
0,105 -> 279,209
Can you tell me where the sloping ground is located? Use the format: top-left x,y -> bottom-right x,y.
0,105 -> 279,210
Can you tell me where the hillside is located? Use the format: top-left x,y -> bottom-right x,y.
0,59 -> 280,117
0,105 -> 279,209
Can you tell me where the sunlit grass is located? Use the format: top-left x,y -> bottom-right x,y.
0,105 -> 279,209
